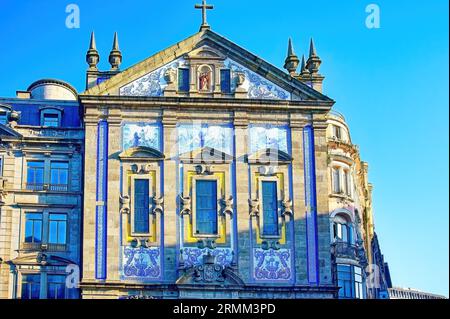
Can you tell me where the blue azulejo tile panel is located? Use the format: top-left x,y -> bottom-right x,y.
121,246 -> 162,280
248,124 -> 289,154
225,58 -> 291,100
122,123 -> 162,151
253,248 -> 292,281
178,124 -> 233,155
181,247 -> 234,268
119,58 -> 187,97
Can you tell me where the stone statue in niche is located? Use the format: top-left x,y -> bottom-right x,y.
199,72 -> 210,91
198,65 -> 212,91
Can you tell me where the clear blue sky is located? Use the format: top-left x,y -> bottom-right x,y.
0,0 -> 448,297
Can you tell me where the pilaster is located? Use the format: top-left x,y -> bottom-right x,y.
162,110 -> 178,282
289,114 -> 308,285
233,111 -> 251,283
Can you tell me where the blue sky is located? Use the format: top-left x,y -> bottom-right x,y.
0,0 -> 448,296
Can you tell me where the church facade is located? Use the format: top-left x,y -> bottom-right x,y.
0,8 -> 389,299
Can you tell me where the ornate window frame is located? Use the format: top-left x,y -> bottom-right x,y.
191,175 -> 221,238
257,176 -> 282,240
330,160 -> 353,199
129,173 -> 154,237
180,147 -> 234,246
119,147 -> 164,246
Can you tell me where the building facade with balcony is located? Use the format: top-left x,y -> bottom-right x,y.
326,110 -> 381,299
0,80 -> 83,299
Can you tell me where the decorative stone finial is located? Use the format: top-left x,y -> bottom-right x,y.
284,38 -> 300,76
306,38 -> 322,74
300,55 -> 309,76
86,32 -> 100,70
109,32 -> 122,71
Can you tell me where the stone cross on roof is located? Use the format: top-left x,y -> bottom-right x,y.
195,0 -> 214,31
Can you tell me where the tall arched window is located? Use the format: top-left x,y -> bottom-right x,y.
333,214 -> 354,244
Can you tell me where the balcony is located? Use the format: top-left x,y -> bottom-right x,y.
49,184 -> 69,192
20,242 -> 67,252
332,242 -> 358,260
25,183 -> 68,192
25,183 -> 46,191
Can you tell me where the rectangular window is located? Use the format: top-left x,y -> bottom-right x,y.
344,170 -> 351,196
178,68 -> 190,92
49,214 -> 67,245
24,213 -> 43,244
337,265 -> 364,299
42,113 -> 59,127
337,264 -> 354,299
332,168 -> 341,194
50,161 -> 69,191
354,267 -> 364,299
134,179 -> 150,234
0,157 -> 3,177
21,274 -> 41,299
47,275 -> 67,299
333,125 -> 342,140
0,112 -> 7,125
262,181 -> 279,237
220,69 -> 231,93
195,180 -> 218,235
26,161 -> 45,190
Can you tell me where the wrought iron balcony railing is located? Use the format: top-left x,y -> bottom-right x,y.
332,241 -> 358,260
25,183 -> 46,191
20,242 -> 67,252
25,183 -> 69,192
49,184 -> 69,192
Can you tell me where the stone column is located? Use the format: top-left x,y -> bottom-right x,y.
234,111 -> 251,283
289,114 -> 308,285
106,109 -> 122,282
312,115 -> 332,285
162,110 -> 178,282
82,115 -> 99,281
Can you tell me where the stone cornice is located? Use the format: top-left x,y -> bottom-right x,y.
79,95 -> 333,114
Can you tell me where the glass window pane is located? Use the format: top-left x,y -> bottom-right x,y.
50,162 -> 69,188
58,221 -> 67,244
134,179 -> 150,234
49,220 -> 58,243
27,161 -> 45,187
21,274 -> 41,299
47,275 -> 66,299
196,180 -> 218,235
178,69 -> 190,92
25,213 -> 43,243
43,113 -> 59,127
220,69 -> 231,93
262,181 -> 278,236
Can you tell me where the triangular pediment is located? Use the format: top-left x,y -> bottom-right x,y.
83,30 -> 333,103
119,146 -> 164,161
6,252 -> 76,266
179,146 -> 233,164
0,124 -> 22,139
247,148 -> 292,164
